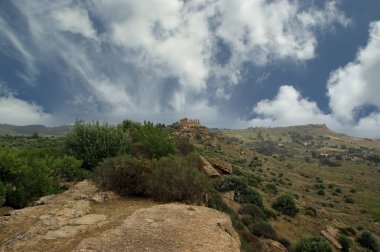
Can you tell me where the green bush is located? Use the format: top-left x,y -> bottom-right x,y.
93,155 -> 151,196
64,120 -> 131,169
272,194 -> 299,217
335,187 -> 342,193
293,236 -> 333,252
52,156 -> 88,181
0,148 -> 59,208
338,234 -> 351,252
175,136 -> 194,155
304,207 -> 317,217
148,155 -> 209,203
239,204 -> 266,220
250,221 -> 277,240
345,196 -> 355,204
317,189 -> 325,196
338,227 -> 356,236
356,231 -> 379,251
234,184 -> 263,208
265,182 -> 278,195
122,120 -> 175,159
264,208 -> 278,220
277,237 -> 291,249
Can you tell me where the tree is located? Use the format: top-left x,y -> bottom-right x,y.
272,194 -> 299,217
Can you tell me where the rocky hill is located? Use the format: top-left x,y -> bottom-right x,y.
0,181 -> 240,252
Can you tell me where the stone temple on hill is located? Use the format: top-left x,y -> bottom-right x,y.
179,118 -> 201,128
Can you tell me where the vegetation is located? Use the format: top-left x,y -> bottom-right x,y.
293,236 -> 333,252
250,221 -> 277,240
272,194 -> 299,217
338,234 -> 351,252
64,120 -> 130,169
356,231 -> 379,252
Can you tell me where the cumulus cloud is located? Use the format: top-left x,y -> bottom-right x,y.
1,0 -> 349,128
250,85 -> 340,128
0,85 -> 51,125
327,21 -> 380,124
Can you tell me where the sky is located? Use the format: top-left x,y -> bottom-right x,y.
0,0 -> 380,137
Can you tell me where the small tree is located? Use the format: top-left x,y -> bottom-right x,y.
272,194 -> 299,217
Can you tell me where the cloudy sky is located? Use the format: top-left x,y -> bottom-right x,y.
0,0 -> 379,137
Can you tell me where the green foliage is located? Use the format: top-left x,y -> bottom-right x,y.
356,231 -> 379,251
317,189 -> 325,196
345,196 -> 355,204
212,175 -> 250,192
278,237 -> 291,249
93,155 -> 151,196
239,204 -> 266,220
250,221 -> 278,240
0,148 -> 60,208
234,183 -> 263,208
122,120 -> 175,159
64,120 -> 131,169
304,206 -> 317,217
175,136 -> 194,155
338,235 -> 351,252
293,236 -> 332,252
338,227 -> 356,236
263,208 -> 278,220
265,182 -> 278,195
272,194 -> 299,217
148,154 -> 210,203
52,156 -> 88,181
335,187 -> 342,193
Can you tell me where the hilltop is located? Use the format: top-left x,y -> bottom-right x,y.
0,124 -> 71,137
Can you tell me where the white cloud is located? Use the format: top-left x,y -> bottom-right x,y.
250,85 -> 340,128
0,85 -> 51,125
327,21 -> 380,124
52,6 -> 97,39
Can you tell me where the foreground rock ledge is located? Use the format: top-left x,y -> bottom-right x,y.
74,203 -> 241,252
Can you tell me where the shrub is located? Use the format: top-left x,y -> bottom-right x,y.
52,156 -> 88,181
328,183 -> 334,189
241,215 -> 255,227
175,136 -> 194,155
277,237 -> 291,249
293,236 -> 333,252
0,148 -> 59,208
338,227 -> 356,236
317,189 -> 325,196
265,182 -> 278,195
250,221 -> 278,240
272,194 -> 299,217
356,224 -> 364,231
264,208 -> 278,220
148,154 -> 210,203
338,234 -> 351,252
350,188 -> 357,193
304,207 -> 317,217
64,120 -> 130,169
356,231 -> 379,251
335,188 -> 342,193
345,196 -> 355,204
234,184 -> 263,208
93,155 -> 151,196
239,204 -> 266,220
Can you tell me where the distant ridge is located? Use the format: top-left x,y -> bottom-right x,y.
0,124 -> 71,136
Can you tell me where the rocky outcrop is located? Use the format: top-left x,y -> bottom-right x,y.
75,203 -> 241,252
199,156 -> 221,177
320,225 -> 342,250
1,181 -> 241,252
207,157 -> 233,174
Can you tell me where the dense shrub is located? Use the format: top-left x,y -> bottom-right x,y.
338,234 -> 351,252
250,221 -> 278,240
239,204 -> 266,220
264,208 -> 278,220
345,196 -> 355,204
0,148 -> 60,208
175,136 -> 195,155
265,182 -> 278,195
304,206 -> 317,217
234,184 -> 263,207
64,120 -> 131,169
356,231 -> 379,251
317,189 -> 325,196
93,155 -> 151,196
122,120 -> 175,159
148,154 -> 209,203
293,236 -> 333,252
277,237 -> 291,249
52,156 -> 88,181
272,194 -> 299,217
213,176 -> 250,192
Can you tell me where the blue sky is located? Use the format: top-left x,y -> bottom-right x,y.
0,0 -> 380,137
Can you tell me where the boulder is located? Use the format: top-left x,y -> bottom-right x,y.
199,156 -> 220,177
208,157 -> 233,174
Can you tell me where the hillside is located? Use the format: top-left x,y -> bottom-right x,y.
1,122 -> 379,251
0,124 -> 71,136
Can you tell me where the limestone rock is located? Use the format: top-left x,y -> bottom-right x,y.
199,156 -> 220,177
74,203 -> 241,252
207,157 -> 233,174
